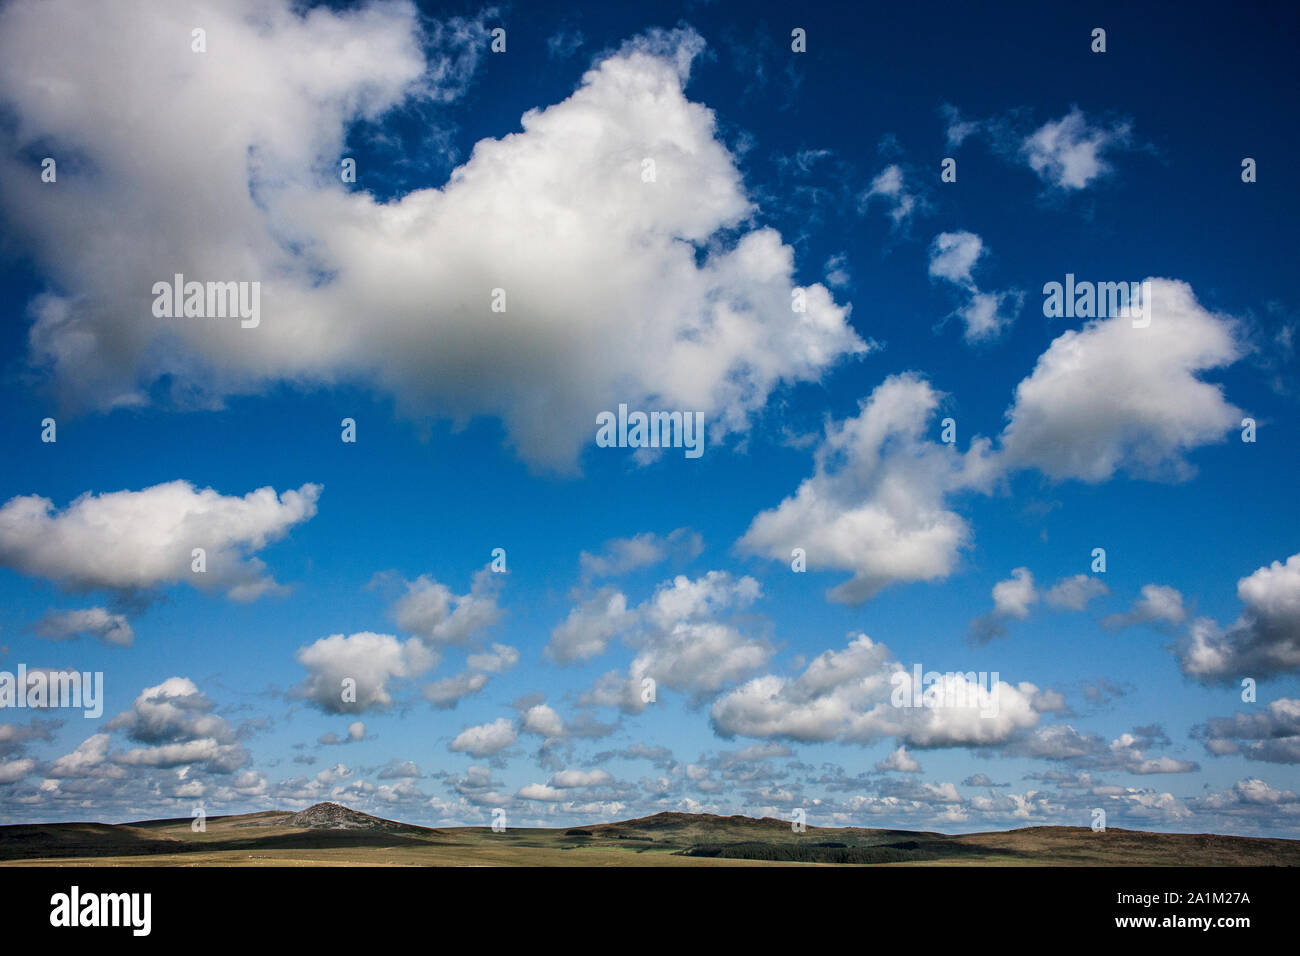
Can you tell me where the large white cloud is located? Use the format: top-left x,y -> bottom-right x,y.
0,480 -> 319,600
999,278 -> 1242,482
0,3 -> 867,471
739,280 -> 1245,604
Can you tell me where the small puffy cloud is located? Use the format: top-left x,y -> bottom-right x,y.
519,704 -> 566,739
115,739 -> 246,771
578,528 -> 702,580
1001,723 -> 1100,761
377,759 -> 422,779
546,27 -> 584,59
0,481 -> 319,600
293,632 -> 436,714
942,105 -> 1136,195
875,746 -> 921,773
928,231 -> 984,286
550,768 -> 614,788
928,232 -> 1020,344
33,607 -> 134,646
1081,678 -> 1128,704
1044,574 -> 1109,611
1190,778 -> 1299,813
580,572 -> 770,712
738,374 -> 997,605
517,783 -> 567,801
108,677 -> 233,746
710,633 -> 1044,749
970,567 -> 1037,644
640,570 -> 760,629
1194,699 -> 1300,763
824,253 -> 851,289
424,642 -> 519,709
448,717 -> 517,758
940,104 -> 981,148
547,588 -> 635,664
466,643 -> 520,674
48,733 -> 116,779
629,617 -> 769,703
957,290 -> 1023,343
314,763 -> 353,787
1103,584 -> 1186,630
0,719 -> 54,758
1032,689 -> 1069,713
998,279 -> 1242,482
994,568 -> 1037,616
392,569 -> 502,647
1004,724 -> 1197,775
1021,107 -> 1133,190
0,757 -> 36,784
1105,730 -> 1199,775
1177,552 -> 1300,682
423,673 -> 490,710
99,677 -> 247,774
319,721 -> 367,745
859,164 -> 918,227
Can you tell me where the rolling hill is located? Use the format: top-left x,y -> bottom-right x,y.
2,803 -> 1297,867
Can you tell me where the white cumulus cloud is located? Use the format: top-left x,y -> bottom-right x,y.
0,480 -> 319,601
0,6 -> 867,472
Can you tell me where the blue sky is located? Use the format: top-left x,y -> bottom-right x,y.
0,0 -> 1297,836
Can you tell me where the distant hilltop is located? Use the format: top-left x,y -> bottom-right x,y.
287,802 -> 417,831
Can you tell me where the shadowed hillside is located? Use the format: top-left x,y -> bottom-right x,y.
3,805 -> 1298,866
